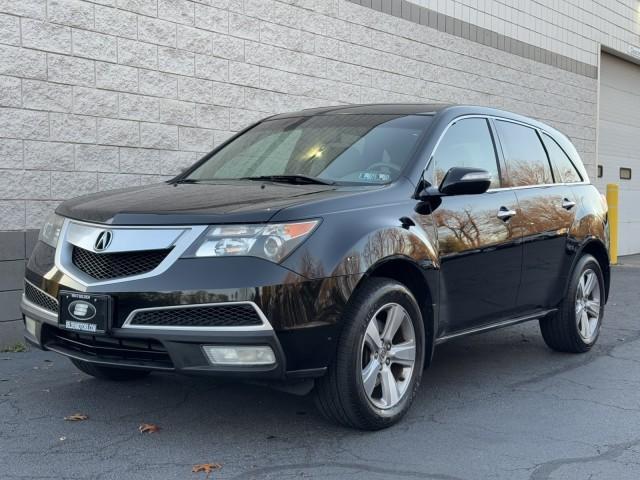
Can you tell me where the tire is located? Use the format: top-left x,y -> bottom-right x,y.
71,358 -> 152,381
539,254 -> 605,353
314,277 -> 425,430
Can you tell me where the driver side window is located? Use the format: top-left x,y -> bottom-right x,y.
432,118 -> 501,188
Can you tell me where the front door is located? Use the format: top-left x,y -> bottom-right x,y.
424,117 -> 523,336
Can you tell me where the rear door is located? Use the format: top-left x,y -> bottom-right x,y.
494,120 -> 578,312
426,117 -> 522,335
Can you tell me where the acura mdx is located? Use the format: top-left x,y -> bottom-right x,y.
22,104 -> 610,429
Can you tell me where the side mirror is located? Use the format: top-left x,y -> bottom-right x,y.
439,167 -> 492,196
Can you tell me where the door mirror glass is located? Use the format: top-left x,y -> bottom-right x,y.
439,167 -> 492,195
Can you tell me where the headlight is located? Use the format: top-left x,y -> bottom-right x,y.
38,213 -> 64,248
190,220 -> 319,263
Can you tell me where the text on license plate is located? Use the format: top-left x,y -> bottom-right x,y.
65,321 -> 97,333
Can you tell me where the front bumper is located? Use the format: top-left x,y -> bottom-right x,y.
22,218 -> 360,380
22,293 -> 331,380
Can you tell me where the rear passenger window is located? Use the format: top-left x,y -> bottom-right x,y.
495,121 -> 553,187
541,133 -> 583,183
432,118 -> 500,188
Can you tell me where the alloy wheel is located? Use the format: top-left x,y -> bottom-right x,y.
575,268 -> 601,343
361,303 -> 416,410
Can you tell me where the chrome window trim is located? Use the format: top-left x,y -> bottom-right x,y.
121,301 -> 274,332
54,218 -> 208,289
422,114 -> 590,189
486,182 -> 587,193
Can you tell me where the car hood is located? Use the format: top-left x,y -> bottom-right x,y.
55,180 -> 352,225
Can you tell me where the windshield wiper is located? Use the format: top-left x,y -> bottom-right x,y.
240,175 -> 335,185
172,178 -> 201,184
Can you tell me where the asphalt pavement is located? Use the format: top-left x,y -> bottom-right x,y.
1,261 -> 639,479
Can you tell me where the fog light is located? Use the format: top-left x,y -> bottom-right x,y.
202,345 -> 276,366
25,316 -> 37,337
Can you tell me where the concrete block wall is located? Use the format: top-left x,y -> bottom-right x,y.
410,0 -> 640,67
1,0 -> 634,345
0,230 -> 37,344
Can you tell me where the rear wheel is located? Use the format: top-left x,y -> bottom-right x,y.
314,278 -> 425,430
71,358 -> 151,381
539,254 -> 605,353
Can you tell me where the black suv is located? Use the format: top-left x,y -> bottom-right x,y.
22,105 -> 610,429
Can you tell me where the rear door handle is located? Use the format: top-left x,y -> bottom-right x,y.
497,207 -> 517,221
562,198 -> 576,210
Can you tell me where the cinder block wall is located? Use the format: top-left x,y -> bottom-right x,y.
0,0 -> 607,344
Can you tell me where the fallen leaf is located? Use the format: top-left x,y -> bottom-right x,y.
59,436 -> 66,441
138,423 -> 160,434
64,413 -> 88,421
192,463 -> 222,479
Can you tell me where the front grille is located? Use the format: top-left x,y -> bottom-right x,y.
24,281 -> 59,313
128,304 -> 264,328
43,326 -> 173,369
72,246 -> 171,280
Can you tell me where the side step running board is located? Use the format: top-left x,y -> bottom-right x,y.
435,309 -> 557,345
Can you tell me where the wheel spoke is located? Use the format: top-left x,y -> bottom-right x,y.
364,320 -> 382,350
583,271 -> 596,296
389,340 -> 416,366
577,275 -> 585,298
580,311 -> 590,337
361,360 -> 379,397
382,305 -> 406,342
585,299 -> 600,317
380,368 -> 400,407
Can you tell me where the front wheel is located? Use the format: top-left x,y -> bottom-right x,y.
539,254 -> 605,353
71,358 -> 152,381
314,278 -> 425,430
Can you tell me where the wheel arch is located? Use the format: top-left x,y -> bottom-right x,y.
358,256 -> 438,367
574,239 -> 611,303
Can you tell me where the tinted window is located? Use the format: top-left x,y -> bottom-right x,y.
186,114 -> 432,185
432,118 -> 500,188
541,133 -> 582,183
495,120 -> 553,187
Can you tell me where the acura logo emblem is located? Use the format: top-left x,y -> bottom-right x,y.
94,230 -> 113,252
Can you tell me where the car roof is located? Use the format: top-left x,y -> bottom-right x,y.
266,103 -> 452,118
267,103 -> 552,130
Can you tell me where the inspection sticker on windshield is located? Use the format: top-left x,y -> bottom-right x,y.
359,172 -> 391,182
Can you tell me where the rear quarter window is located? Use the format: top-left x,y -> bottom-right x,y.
541,133 -> 583,183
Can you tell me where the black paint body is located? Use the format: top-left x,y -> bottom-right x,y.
23,105 -> 610,380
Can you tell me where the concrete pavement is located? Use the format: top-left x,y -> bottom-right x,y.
1,263 -> 639,479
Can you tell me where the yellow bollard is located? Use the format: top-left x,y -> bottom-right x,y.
606,183 -> 619,265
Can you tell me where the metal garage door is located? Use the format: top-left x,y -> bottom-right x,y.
598,52 -> 640,256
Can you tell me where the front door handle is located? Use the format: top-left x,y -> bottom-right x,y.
497,207 -> 517,221
562,198 -> 576,210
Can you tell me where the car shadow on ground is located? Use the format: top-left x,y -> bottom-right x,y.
34,320 -> 585,435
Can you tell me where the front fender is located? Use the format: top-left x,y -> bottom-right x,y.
282,201 -> 438,282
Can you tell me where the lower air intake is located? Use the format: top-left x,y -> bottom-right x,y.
128,304 -> 264,328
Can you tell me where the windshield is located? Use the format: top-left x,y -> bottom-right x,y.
184,114 -> 433,185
